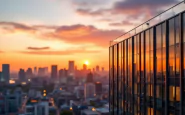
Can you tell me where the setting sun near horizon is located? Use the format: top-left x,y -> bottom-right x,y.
84,60 -> 89,65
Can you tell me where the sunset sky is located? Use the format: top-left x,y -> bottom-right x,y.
0,0 -> 181,72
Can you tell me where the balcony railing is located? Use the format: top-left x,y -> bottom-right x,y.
110,1 -> 185,46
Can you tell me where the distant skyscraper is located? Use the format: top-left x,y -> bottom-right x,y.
83,64 -> 87,71
64,68 -> 68,77
44,67 -> 48,75
19,69 -> 26,81
2,64 -> 10,83
84,72 -> 95,99
51,65 -> 58,78
96,65 -> 99,72
102,67 -> 104,72
86,72 -> 93,83
26,68 -> 33,78
68,61 -> 75,76
95,82 -> 102,95
34,67 -> 37,75
84,83 -> 95,99
59,69 -> 64,78
38,68 -> 46,77
0,71 -> 3,82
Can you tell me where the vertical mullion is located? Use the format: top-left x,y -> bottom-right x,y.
126,40 -> 128,114
109,47 -> 111,114
179,13 -> 184,115
122,42 -> 124,115
143,31 -> 146,115
112,46 -> 115,115
165,20 -> 169,115
139,34 -> 141,115
153,26 -> 157,115
123,42 -> 125,115
132,37 -> 135,115
117,44 -> 119,115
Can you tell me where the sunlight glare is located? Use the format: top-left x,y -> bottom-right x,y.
85,60 -> 89,65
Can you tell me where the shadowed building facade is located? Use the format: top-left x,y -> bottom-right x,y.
109,6 -> 185,115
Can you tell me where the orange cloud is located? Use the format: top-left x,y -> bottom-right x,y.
55,24 -> 96,37
0,50 -> 4,53
27,47 -> 50,50
0,22 -> 36,33
43,25 -> 122,47
0,22 -> 123,47
19,49 -> 101,55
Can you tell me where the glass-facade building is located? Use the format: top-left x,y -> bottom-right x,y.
109,11 -> 185,115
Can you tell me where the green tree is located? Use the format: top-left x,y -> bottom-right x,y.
60,110 -> 73,115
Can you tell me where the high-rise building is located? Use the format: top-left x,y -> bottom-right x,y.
2,64 -> 10,84
0,71 -> 3,82
83,64 -> 87,71
62,68 -> 68,77
102,67 -> 104,72
68,61 -> 75,76
26,68 -> 33,78
84,83 -> 95,99
59,69 -> 64,78
51,65 -> 57,79
96,65 -> 99,72
95,82 -> 102,95
109,5 -> 185,115
86,72 -> 93,83
34,67 -> 37,75
0,95 -> 6,114
37,67 -> 48,77
19,69 -> 26,81
85,73 -> 95,99
44,67 -> 48,75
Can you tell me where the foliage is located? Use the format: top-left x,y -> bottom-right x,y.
60,110 -> 73,115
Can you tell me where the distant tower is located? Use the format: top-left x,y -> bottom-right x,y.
26,68 -> 33,78
44,67 -> 48,75
86,72 -> 93,83
59,69 -> 64,78
0,71 -> 3,82
102,67 -> 104,72
95,82 -> 102,95
83,64 -> 87,71
84,83 -> 96,99
96,65 -> 99,72
51,65 -> 58,79
84,72 -> 95,99
19,69 -> 26,81
34,67 -> 37,75
64,68 -> 68,77
2,64 -> 10,84
68,61 -> 75,76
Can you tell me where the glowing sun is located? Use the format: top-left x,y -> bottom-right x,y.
85,60 -> 89,65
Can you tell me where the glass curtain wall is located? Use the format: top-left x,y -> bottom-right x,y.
109,11 -> 185,115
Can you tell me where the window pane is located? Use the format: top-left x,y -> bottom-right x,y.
156,25 -> 162,49
169,18 -> 175,46
146,30 -> 150,51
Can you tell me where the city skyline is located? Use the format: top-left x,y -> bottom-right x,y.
0,62 -> 106,73
0,0 -> 180,71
